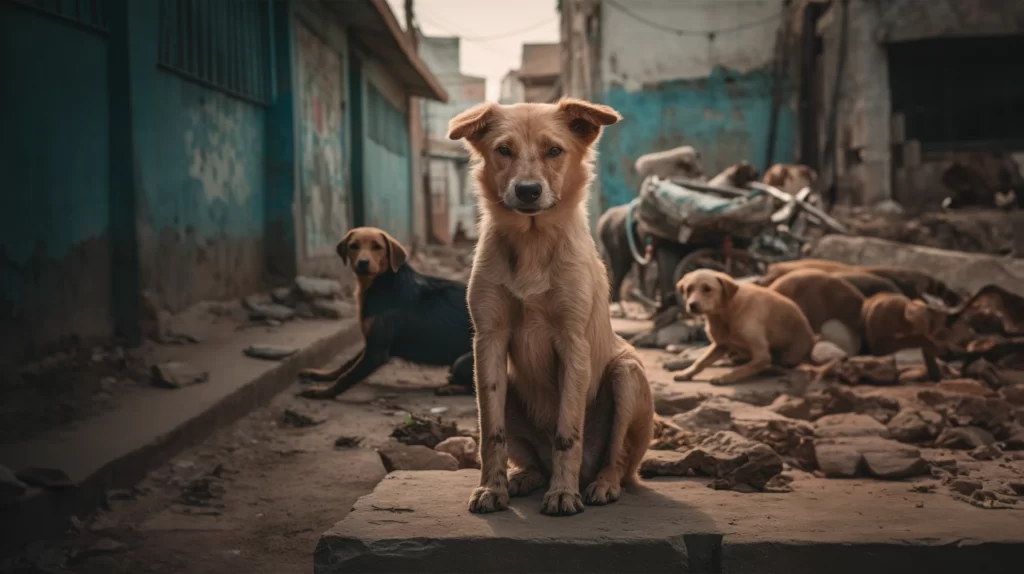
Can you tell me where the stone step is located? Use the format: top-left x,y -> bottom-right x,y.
316,470 -> 1024,574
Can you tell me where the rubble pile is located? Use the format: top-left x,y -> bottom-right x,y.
248,275 -> 357,324
647,355 -> 1024,504
838,209 -> 1018,257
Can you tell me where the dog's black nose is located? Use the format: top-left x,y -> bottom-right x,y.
514,182 -> 542,204
687,301 -> 700,314
356,260 -> 370,273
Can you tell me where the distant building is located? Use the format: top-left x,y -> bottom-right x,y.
1,0 -> 446,360
519,43 -> 562,103
560,0 -> 794,225
418,34 -> 487,243
499,69 -> 525,104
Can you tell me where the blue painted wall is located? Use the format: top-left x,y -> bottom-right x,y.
0,3 -> 114,354
598,66 -> 795,209
128,0 -> 268,312
362,81 -> 413,246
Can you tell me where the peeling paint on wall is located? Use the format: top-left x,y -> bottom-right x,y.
297,21 -> 349,257
184,100 -> 253,205
599,66 -> 795,208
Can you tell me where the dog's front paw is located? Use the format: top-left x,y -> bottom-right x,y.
673,369 -> 696,382
468,486 -> 509,514
583,479 -> 621,506
540,488 -> 584,516
708,376 -> 732,386
297,386 -> 336,400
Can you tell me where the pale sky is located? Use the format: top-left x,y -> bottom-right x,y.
385,0 -> 561,101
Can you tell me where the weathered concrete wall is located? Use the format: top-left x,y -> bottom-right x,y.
0,3 -> 114,358
877,0 -> 1024,43
295,18 -> 350,261
597,0 -> 795,209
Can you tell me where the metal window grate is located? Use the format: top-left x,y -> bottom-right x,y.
157,0 -> 271,105
367,84 -> 408,156
10,0 -> 109,33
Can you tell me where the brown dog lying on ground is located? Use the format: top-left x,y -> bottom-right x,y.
758,259 -> 963,307
448,98 -> 654,516
769,269 -> 864,356
674,269 -> 815,385
861,292 -> 970,381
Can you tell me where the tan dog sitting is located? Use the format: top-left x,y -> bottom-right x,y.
674,269 -> 815,385
768,268 -> 865,356
448,98 -> 655,517
861,292 -> 970,381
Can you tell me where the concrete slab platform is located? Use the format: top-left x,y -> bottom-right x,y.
0,318 -> 361,544
317,470 -> 1024,574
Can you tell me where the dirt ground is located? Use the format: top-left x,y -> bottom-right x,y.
1,347 -> 478,574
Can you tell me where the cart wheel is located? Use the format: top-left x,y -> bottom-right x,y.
672,248 -> 767,309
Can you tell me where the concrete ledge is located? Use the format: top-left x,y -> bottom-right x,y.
316,470 -> 1024,574
810,235 -> 1024,296
0,318 -> 361,545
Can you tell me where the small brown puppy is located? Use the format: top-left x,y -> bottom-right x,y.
763,163 -> 818,197
448,98 -> 654,517
859,266 -> 963,308
675,269 -> 815,385
769,269 -> 864,356
708,161 -> 760,189
861,292 -> 971,381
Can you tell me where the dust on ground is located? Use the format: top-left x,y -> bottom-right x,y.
1,348 -> 477,574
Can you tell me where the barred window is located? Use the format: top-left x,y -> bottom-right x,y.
367,83 -> 408,156
11,0 -> 109,33
157,0 -> 271,105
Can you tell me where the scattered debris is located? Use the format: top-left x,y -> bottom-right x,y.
151,361 -> 209,389
428,406 -> 450,415
811,340 -> 849,365
970,444 -> 1003,461
294,276 -> 343,300
310,299 -> 356,320
814,413 -> 889,439
640,431 -> 784,492
768,395 -> 812,421
815,437 -> 929,480
909,483 -> 936,493
179,475 -> 226,507
434,436 -> 479,469
281,409 -> 323,428
243,345 -> 298,361
334,435 -> 362,448
377,441 -> 459,472
243,298 -> 297,322
649,416 -> 697,451
390,414 -> 461,449
886,408 -> 944,443
652,384 -> 709,415
818,356 -> 900,386
948,478 -> 983,496
14,467 -> 74,490
935,426 -> 996,450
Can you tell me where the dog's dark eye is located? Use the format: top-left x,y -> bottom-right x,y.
546,146 -> 563,159
496,144 -> 512,157
701,286 -> 711,294
349,242 -> 359,251
371,243 -> 383,251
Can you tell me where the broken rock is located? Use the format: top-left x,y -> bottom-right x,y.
935,426 -> 996,450
815,437 -> 928,479
377,442 -> 459,472
310,299 -> 356,320
944,396 -> 1012,432
768,395 -> 812,421
886,408 -> 944,443
814,413 -> 889,439
969,444 -> 1003,461
641,431 -> 783,491
151,361 -> 209,389
434,437 -> 479,470
949,478 -> 983,496
295,276 -> 342,300
651,383 -> 709,415
243,345 -> 298,361
282,409 -> 323,428
821,356 -> 899,386
245,301 -> 296,322
1001,385 -> 1024,406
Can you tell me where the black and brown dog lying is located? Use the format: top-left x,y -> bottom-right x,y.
298,227 -> 475,399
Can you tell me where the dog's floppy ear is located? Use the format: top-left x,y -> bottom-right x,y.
336,229 -> 356,264
380,231 -> 408,272
558,98 -> 621,144
448,102 -> 497,142
716,273 -> 740,302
